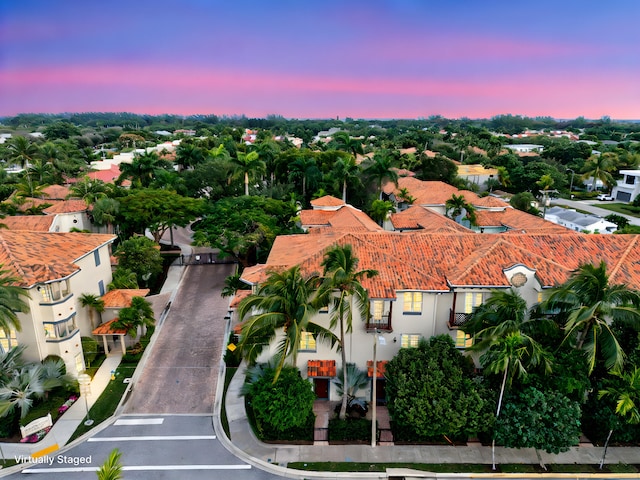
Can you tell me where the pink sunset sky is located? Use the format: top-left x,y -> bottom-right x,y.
1,0 -> 639,120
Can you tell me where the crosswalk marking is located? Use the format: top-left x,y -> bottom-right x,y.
114,418 -> 164,426
88,435 -> 216,442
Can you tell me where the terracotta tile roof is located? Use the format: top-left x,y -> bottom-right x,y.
0,231 -> 116,287
101,289 -> 150,308
1,216 -> 54,232
384,178 -> 479,206
476,208 -> 575,234
229,289 -> 251,309
472,196 -> 510,208
42,199 -> 88,215
243,231 -> 640,298
92,319 -> 128,335
3,197 -> 56,213
310,195 -> 346,208
390,206 -> 471,233
307,360 -> 336,377
42,185 -> 70,200
87,165 -> 122,183
300,206 -> 382,232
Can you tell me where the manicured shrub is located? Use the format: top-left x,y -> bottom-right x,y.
329,417 -> 371,443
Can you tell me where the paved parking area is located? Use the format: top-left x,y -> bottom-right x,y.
124,263 -> 235,414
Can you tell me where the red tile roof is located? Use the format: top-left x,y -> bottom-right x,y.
390,206 -> 471,233
92,319 -> 128,335
101,289 -> 150,308
242,231 -> 640,298
310,195 -> 346,208
1,216 -> 54,232
383,178 -> 479,205
42,185 -> 71,200
367,360 -> 388,378
229,289 -> 251,309
307,360 -> 336,377
300,206 -> 382,232
42,199 -> 88,215
0,231 -> 116,287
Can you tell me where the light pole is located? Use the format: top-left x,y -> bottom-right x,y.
78,373 -> 94,426
371,330 -> 385,448
566,168 -> 575,197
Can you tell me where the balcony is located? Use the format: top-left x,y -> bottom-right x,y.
448,310 -> 471,329
366,314 -> 392,332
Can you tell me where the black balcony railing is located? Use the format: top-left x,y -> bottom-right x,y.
448,310 -> 471,329
366,314 -> 391,331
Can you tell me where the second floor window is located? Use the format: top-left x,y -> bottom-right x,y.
403,292 -> 422,314
299,332 -> 316,352
464,292 -> 483,313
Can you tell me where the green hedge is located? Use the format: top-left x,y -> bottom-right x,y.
329,418 -> 372,442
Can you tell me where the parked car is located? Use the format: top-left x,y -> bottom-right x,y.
597,194 -> 615,201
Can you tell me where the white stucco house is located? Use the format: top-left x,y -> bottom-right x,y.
0,231 -> 116,377
544,206 -> 617,234
611,170 -> 640,203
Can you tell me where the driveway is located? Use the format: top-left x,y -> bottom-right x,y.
123,263 -> 235,414
551,198 -> 640,226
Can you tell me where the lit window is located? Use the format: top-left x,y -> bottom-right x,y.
537,291 -> 543,304
372,300 -> 384,320
0,328 -> 18,353
400,334 -> 421,348
464,293 -> 483,313
299,332 -> 316,351
455,331 -> 473,349
403,292 -> 422,313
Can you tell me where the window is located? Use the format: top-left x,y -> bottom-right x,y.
299,332 -> 316,351
0,328 -> 18,353
372,300 -> 384,320
94,250 -> 101,267
464,293 -> 483,313
403,292 -> 422,314
75,353 -> 84,373
455,330 -> 473,349
44,315 -> 78,341
400,334 -> 421,348
98,280 -> 105,296
537,291 -> 543,304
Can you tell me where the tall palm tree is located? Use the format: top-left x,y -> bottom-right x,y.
117,151 -> 165,188
364,153 -> 398,200
0,268 -> 30,339
231,151 -> 265,196
175,142 -> 206,171
69,176 -> 108,206
288,156 -> 321,197
581,153 -> 616,192
319,244 -> 378,420
597,367 -> 640,468
544,261 -> 640,374
79,293 -> 105,330
331,156 -> 361,203
464,289 -> 553,470
96,448 -> 123,480
368,199 -> 395,226
237,266 -> 337,382
7,136 -> 39,170
332,131 -> 364,160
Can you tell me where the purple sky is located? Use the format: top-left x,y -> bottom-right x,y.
1,0 -> 639,119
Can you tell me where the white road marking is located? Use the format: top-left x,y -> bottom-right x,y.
114,418 -> 164,426
22,464 -> 251,473
88,435 -> 216,442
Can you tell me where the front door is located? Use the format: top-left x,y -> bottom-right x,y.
374,378 -> 386,405
314,378 -> 329,400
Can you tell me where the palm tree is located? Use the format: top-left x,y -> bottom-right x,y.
237,266 -> 337,382
544,261 -> 640,374
331,156 -> 361,203
288,156 -> 321,197
319,244 -> 378,420
581,153 -> 616,192
464,289 -> 553,470
0,268 -> 30,339
113,297 -> 155,339
91,197 -> 120,234
96,448 -> 123,480
368,199 -> 394,226
445,194 -> 477,226
0,345 -> 26,384
79,293 -> 105,330
7,136 -> 39,170
0,364 -> 44,420
118,150 -> 164,188
108,267 -> 139,290
364,153 -> 398,200
231,150 -> 265,196
175,142 -> 206,171
332,131 -> 364,160
69,176 -> 108,206
597,367 -> 640,468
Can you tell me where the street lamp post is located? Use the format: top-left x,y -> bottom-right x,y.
78,373 -> 94,426
566,168 -> 575,197
370,330 -> 385,448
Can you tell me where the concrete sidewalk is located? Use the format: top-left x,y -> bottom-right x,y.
0,353 -> 122,461
221,363 -> 640,475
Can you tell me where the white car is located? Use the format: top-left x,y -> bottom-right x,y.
597,194 -> 614,201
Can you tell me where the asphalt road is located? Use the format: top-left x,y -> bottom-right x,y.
123,263 -> 235,414
550,198 -> 640,226
12,415 -> 281,480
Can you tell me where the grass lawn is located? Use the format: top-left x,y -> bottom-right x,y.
68,363 -> 137,442
594,202 -> 640,217
287,461 -> 639,474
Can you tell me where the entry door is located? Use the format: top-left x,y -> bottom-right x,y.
374,378 -> 386,405
314,378 -> 329,400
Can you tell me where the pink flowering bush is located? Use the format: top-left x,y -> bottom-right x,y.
19,426 -> 51,443
58,396 -> 78,414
